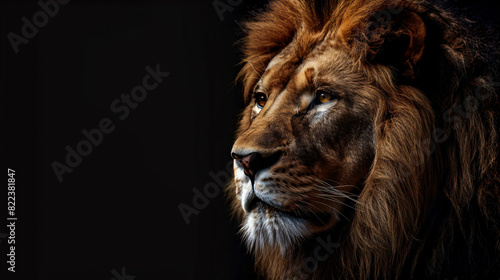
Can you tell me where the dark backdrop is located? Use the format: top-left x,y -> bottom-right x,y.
1,0 -> 499,279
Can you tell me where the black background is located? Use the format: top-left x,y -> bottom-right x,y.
1,0 -> 499,279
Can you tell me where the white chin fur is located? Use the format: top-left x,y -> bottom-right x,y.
234,160 -> 312,254
241,208 -> 310,255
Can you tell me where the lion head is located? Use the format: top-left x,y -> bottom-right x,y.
228,0 -> 500,279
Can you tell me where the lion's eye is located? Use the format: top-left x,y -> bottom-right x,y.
255,93 -> 267,109
314,90 -> 336,105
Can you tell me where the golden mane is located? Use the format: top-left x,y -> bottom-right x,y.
233,0 -> 500,279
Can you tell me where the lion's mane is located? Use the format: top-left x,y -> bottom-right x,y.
232,0 -> 500,279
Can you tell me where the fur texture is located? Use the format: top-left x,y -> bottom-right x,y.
228,0 -> 500,279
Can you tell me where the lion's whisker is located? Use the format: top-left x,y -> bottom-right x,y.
314,193 -> 358,211
314,200 -> 351,222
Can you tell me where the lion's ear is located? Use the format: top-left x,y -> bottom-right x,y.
341,8 -> 426,80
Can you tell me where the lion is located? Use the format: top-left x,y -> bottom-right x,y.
227,0 -> 500,279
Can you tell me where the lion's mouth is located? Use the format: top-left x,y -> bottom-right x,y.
246,193 -> 332,227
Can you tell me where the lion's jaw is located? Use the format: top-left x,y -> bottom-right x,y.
234,161 -> 337,254
231,39 -> 376,253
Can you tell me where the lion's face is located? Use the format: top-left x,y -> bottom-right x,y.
229,0 -> 500,279
231,39 -> 377,251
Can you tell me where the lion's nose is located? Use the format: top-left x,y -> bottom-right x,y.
232,153 -> 256,177
231,151 -> 281,179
